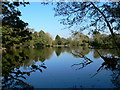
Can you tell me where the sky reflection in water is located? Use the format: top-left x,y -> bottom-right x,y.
16,48 -> 117,88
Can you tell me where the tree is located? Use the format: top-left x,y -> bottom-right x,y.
2,2 -> 29,29
2,2 -> 32,48
2,25 -> 32,48
45,33 -> 53,46
71,32 -> 89,46
61,37 -> 68,45
55,35 -> 62,45
92,31 -> 102,47
90,31 -> 119,48
53,2 -> 120,33
31,30 -> 53,47
32,31 -> 43,47
51,2 -> 120,48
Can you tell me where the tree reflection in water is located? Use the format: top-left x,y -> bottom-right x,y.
2,47 -> 120,88
54,47 -> 63,56
71,46 -> 92,70
71,48 -> 120,88
2,48 -> 53,89
71,51 -> 93,70
94,50 -> 120,88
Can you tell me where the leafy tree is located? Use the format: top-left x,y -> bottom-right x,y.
2,26 -> 32,48
2,2 -> 29,29
91,31 -> 102,47
31,30 -> 53,47
55,35 -> 62,45
37,30 -> 46,46
71,32 -> 89,46
42,2 -> 120,48
0,27 -> 2,49
53,2 -> 120,34
45,33 -> 53,46
61,37 -> 68,45
2,2 -> 32,48
65,37 -> 72,45
90,31 -> 120,48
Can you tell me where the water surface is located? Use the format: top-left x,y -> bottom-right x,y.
2,47 -> 120,88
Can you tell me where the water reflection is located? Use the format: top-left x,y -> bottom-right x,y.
54,47 -> 63,56
93,49 -> 120,58
70,48 -> 120,88
71,51 -> 93,70
2,48 -> 51,89
2,47 -> 120,88
95,50 -> 120,88
54,46 -> 90,57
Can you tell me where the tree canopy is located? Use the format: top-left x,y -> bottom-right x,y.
1,2 -> 32,48
53,2 -> 120,35
55,35 -> 62,45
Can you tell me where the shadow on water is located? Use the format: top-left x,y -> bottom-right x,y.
2,46 -> 120,88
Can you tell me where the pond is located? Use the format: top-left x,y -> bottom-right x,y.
2,47 -> 120,89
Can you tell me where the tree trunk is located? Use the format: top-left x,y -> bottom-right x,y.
91,2 -> 120,51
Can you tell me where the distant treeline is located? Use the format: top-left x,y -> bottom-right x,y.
2,27 -> 90,48
15,29 -> 90,48
2,25 -> 120,49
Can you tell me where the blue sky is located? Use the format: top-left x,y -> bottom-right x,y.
19,2 -> 71,39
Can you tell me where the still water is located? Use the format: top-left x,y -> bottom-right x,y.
2,47 -> 120,88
